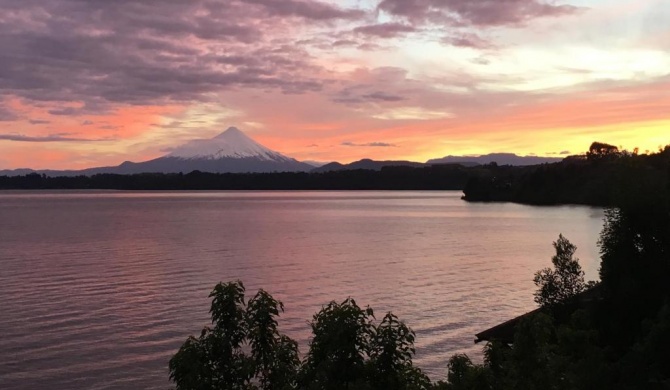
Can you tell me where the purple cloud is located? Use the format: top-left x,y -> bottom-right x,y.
48,107 -> 84,116
0,133 -> 111,142
334,90 -> 406,104
342,141 -> 397,147
443,33 -> 496,49
245,0 -> 364,20
377,0 -> 581,26
0,0 -> 365,114
0,106 -> 18,121
353,23 -> 417,38
333,39 -> 358,47
332,67 -> 413,105
362,91 -> 406,102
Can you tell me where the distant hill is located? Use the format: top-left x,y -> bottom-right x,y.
0,168 -> 35,176
310,154 -> 562,173
312,159 -> 425,173
428,153 -> 563,166
302,160 -> 330,168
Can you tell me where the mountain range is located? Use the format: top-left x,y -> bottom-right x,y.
427,153 -> 563,166
0,127 -> 565,176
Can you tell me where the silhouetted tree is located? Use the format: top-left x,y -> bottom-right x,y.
300,298 -> 375,389
169,281 -> 299,390
247,289 -> 300,390
586,142 -> 620,161
368,313 -> 429,390
533,235 -> 589,308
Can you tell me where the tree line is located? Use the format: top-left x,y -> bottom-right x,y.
0,165 -> 471,191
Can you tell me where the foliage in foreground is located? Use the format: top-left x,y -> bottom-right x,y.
171,143 -> 670,389
171,206 -> 670,390
170,281 -> 432,390
169,282 -> 300,390
533,234 -> 590,308
172,217 -> 669,389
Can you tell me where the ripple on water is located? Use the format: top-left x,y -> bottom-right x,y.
0,191 -> 604,389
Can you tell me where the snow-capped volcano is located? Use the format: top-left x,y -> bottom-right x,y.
0,127 -> 312,175
45,127 -> 314,175
168,127 -> 291,162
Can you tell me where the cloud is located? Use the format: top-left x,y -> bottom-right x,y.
332,67 -> 414,105
333,39 -> 358,47
0,0 -> 665,171
372,107 -> 454,120
471,57 -> 491,65
0,0 -> 363,114
28,119 -> 51,125
98,125 -> 121,130
0,106 -> 18,121
560,150 -> 571,155
353,23 -> 416,38
0,133 -> 112,142
48,107 -> 84,116
376,0 -> 582,26
443,33 -> 496,50
245,0 -> 364,20
362,92 -> 406,102
341,141 -> 397,147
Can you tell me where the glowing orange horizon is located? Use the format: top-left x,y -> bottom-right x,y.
0,0 -> 668,170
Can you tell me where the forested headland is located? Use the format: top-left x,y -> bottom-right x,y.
463,143 -> 670,206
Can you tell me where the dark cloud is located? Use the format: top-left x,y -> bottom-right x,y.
377,0 -> 581,26
29,119 -> 51,125
471,57 -> 492,65
0,106 -> 19,121
0,133 -> 111,142
333,39 -> 358,47
333,67 -> 413,105
341,141 -> 397,147
353,23 -> 417,38
98,125 -> 121,130
443,33 -> 496,49
560,150 -> 571,155
48,107 -> 84,116
0,0 -> 363,113
357,42 -> 387,51
362,92 -> 406,102
245,0 -> 364,20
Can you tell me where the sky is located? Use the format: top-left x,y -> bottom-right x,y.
0,0 -> 669,169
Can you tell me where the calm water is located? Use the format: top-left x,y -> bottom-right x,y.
0,191 -> 604,389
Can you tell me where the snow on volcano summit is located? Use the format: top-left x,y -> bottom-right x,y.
168,127 -> 291,161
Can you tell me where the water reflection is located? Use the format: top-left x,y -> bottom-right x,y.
0,191 -> 603,389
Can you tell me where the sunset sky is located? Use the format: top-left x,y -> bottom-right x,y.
0,0 -> 668,169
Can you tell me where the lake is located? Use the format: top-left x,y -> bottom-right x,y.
0,191 -> 604,389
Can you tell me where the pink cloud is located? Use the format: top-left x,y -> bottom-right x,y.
376,0 -> 582,26
353,23 -> 417,38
